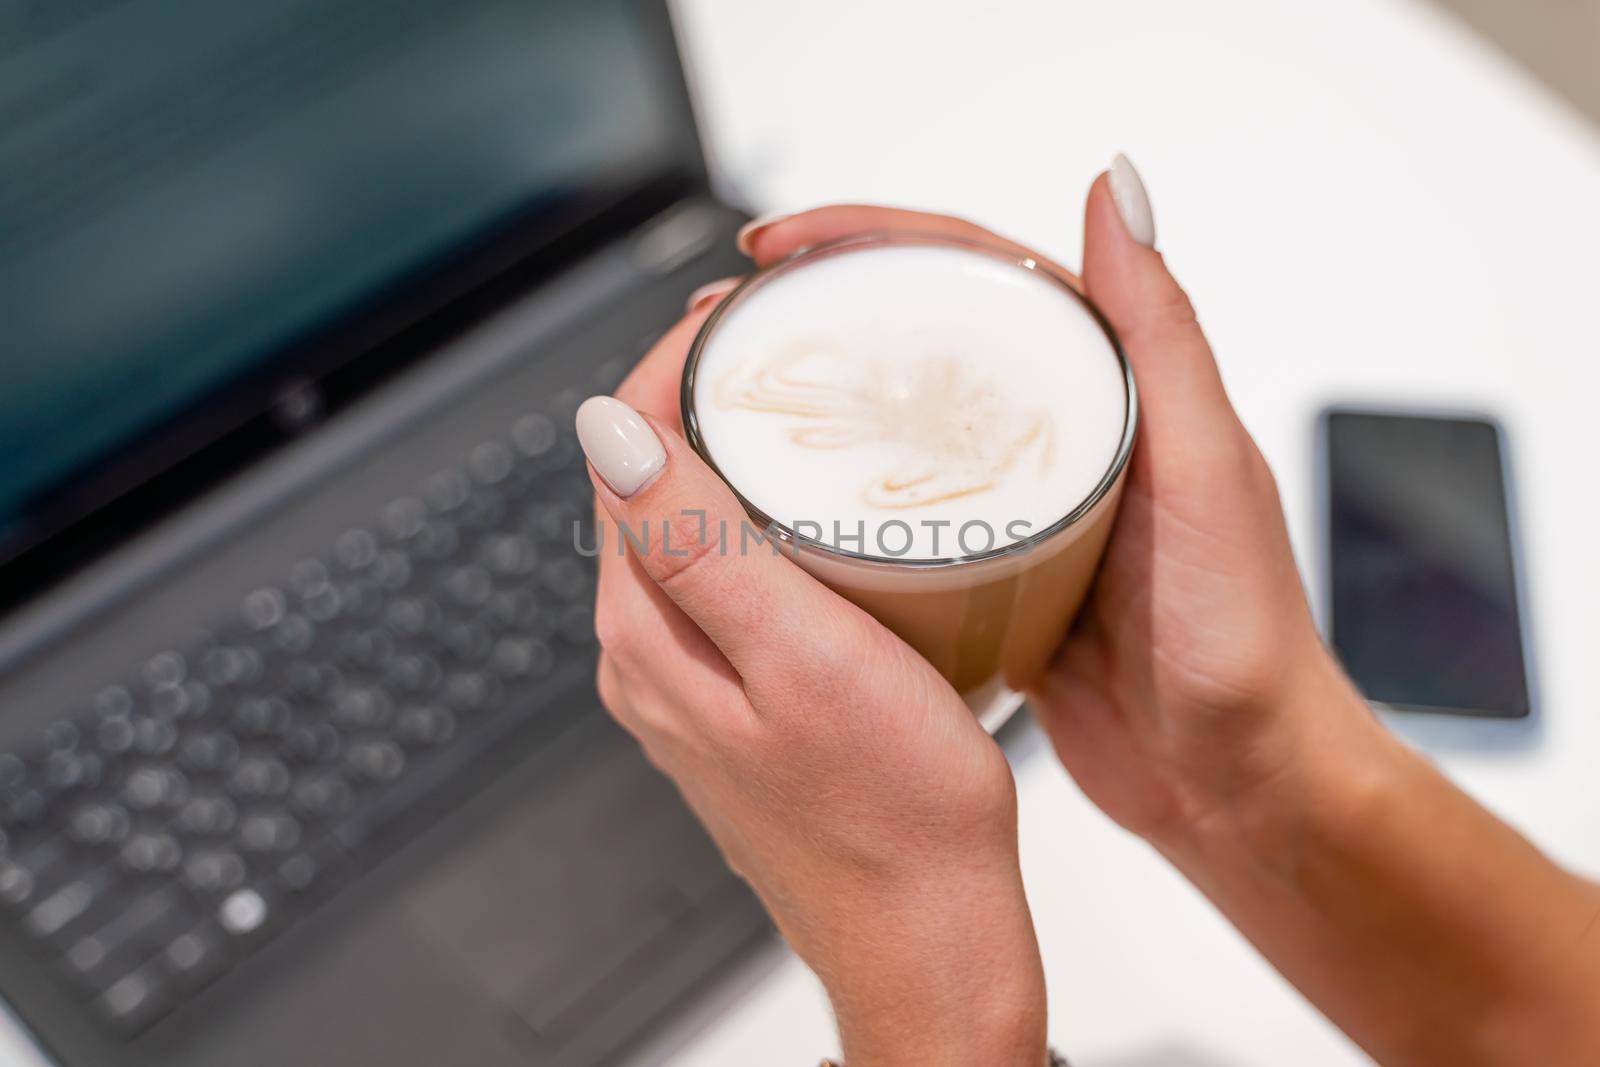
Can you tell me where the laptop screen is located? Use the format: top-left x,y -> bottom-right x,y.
0,0 -> 700,571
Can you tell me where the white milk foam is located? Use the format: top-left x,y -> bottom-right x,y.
693,244 -> 1126,561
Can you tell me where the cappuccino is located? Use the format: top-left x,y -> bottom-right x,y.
682,233 -> 1134,723
690,243 -> 1125,559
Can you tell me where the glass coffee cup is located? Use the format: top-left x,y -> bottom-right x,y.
681,232 -> 1137,728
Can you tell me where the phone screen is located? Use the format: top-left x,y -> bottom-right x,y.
1323,410 -> 1531,718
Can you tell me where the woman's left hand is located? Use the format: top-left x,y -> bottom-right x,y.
578,303 -> 1047,1066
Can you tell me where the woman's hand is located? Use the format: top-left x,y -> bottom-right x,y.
735,179 -> 1355,862
577,308 -> 1046,1064
740,168 -> 1600,1067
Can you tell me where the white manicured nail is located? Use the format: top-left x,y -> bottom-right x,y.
735,211 -> 792,255
575,397 -> 666,498
686,276 -> 741,312
1108,154 -> 1156,249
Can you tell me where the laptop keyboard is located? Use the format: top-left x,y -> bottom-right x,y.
0,364 -> 627,1036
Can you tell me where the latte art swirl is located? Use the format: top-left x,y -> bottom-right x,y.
714,339 -> 1054,509
689,241 -> 1125,561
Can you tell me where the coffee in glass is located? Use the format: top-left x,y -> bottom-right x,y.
682,232 -> 1136,726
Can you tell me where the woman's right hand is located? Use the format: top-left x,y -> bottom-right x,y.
740,164 -> 1600,1067
737,171 -> 1371,869
1027,163 -> 1379,857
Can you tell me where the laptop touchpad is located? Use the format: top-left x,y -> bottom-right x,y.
402,737 -> 718,1041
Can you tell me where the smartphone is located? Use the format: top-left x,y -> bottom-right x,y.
1315,407 -> 1537,735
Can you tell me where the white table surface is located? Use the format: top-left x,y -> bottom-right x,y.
5,2 -> 1598,1065
654,0 -> 1600,1064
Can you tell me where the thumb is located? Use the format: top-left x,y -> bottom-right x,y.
1083,156 -> 1238,443
574,395 -> 855,677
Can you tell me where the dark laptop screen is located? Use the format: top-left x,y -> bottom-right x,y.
0,0 -> 698,566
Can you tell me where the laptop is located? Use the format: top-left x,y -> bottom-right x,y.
0,1 -> 773,1064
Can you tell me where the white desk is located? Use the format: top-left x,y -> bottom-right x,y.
660,0 -> 1600,1063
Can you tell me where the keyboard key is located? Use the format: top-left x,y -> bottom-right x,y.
142,651 -> 187,691
422,469 -> 470,513
217,887 -> 270,936
371,550 -> 412,591
381,497 -> 427,541
120,832 -> 182,874
526,501 -> 581,543
336,628 -> 394,669
271,614 -> 316,655
240,588 -> 287,631
276,834 -> 348,895
175,794 -> 236,837
468,441 -> 513,485
457,488 -> 505,531
232,697 -> 293,738
0,754 -> 24,790
548,387 -> 585,422
511,413 -> 557,458
31,721 -> 81,760
64,886 -> 194,990
0,863 -> 34,907
123,766 -> 187,810
44,751 -> 101,793
68,802 -> 131,846
96,717 -> 135,756
481,533 -> 537,576
489,637 -> 553,680
335,580 -> 384,622
558,603 -> 596,647
98,964 -> 174,1033
385,597 -> 435,637
487,591 -> 553,639
288,559 -> 330,598
178,731 -> 240,775
92,687 -> 134,720
412,519 -> 460,562
163,922 -> 230,991
282,723 -> 342,765
228,756 -> 290,800
442,671 -> 498,713
443,565 -> 493,608
284,660 -> 342,699
237,811 -> 300,854
394,706 -> 455,748
289,772 -> 351,819
437,620 -> 492,663
182,849 -> 246,894
25,867 -> 111,938
383,652 -> 442,694
4,789 -> 48,828
333,527 -> 378,571
331,687 -> 391,731
344,740 -> 404,784
540,558 -> 590,602
131,716 -> 179,756
5,837 -> 72,905
201,645 -> 261,688
148,682 -> 200,720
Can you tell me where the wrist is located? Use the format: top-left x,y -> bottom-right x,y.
813,866 -> 1047,1066
1155,636 -> 1400,884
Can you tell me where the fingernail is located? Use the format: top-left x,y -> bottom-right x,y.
735,211 -> 791,256
1108,154 -> 1156,249
575,396 -> 666,498
686,276 -> 741,312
